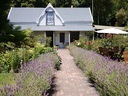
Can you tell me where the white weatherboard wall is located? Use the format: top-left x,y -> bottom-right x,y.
38,7 -> 63,26
55,15 -> 63,25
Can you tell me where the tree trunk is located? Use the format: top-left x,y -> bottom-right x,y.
97,12 -> 100,25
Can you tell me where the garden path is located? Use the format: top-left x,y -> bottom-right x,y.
50,49 -> 99,96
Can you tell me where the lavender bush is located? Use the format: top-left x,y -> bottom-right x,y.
70,45 -> 128,96
0,52 -> 59,96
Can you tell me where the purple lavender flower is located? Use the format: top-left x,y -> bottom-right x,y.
69,45 -> 128,95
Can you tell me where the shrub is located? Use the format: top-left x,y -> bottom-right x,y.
0,48 -> 32,73
0,43 -> 56,73
0,53 -> 60,96
73,36 -> 87,48
88,39 -> 102,53
69,45 -> 128,96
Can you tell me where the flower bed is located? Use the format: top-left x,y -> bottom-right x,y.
70,45 -> 128,96
0,52 -> 60,96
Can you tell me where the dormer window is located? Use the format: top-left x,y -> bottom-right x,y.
46,11 -> 54,26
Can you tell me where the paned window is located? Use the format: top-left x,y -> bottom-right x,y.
46,12 -> 54,25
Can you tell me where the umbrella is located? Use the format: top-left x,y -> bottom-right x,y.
95,28 -> 128,48
96,28 -> 128,34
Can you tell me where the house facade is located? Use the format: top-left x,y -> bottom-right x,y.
7,3 -> 94,48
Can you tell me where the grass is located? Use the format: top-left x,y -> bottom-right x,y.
0,73 -> 17,89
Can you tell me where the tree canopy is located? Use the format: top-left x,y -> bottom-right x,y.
1,0 -> 128,26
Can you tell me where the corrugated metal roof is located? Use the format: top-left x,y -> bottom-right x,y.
8,7 -> 92,23
8,8 -> 44,22
56,8 -> 92,22
16,25 -> 94,31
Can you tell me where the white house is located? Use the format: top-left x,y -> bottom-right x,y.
7,3 -> 94,48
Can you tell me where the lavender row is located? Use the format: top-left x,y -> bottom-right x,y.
0,52 -> 59,96
70,45 -> 128,96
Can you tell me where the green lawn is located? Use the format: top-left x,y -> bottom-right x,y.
0,73 -> 17,89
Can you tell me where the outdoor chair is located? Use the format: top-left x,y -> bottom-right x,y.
123,51 -> 128,64
103,48 -> 111,59
114,48 -> 125,61
99,47 -> 103,55
113,46 -> 119,51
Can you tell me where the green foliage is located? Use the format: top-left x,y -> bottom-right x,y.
35,34 -> 51,47
0,42 -> 15,52
72,36 -> 102,52
72,34 -> 128,54
53,45 -> 57,49
93,0 -> 114,25
0,53 -> 11,73
31,42 -> 53,59
89,39 -> 102,53
10,49 -> 21,72
0,26 -> 37,52
0,48 -> 32,73
0,73 -> 17,89
12,0 -> 52,7
116,8 -> 126,26
21,28 -> 36,47
113,35 -> 127,48
73,36 -> 87,48
101,38 -> 112,48
0,44 -> 56,73
0,0 -> 12,33
66,46 -> 69,49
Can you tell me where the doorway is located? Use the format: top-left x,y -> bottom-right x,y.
46,31 -> 53,47
60,33 -> 65,43
70,32 -> 79,42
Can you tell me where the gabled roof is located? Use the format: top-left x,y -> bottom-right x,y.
37,3 -> 64,23
7,6 -> 93,23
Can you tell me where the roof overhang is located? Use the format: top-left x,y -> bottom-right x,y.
15,25 -> 94,31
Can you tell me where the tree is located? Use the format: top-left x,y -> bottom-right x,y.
93,0 -> 114,25
12,0 -> 52,7
53,0 -> 71,7
0,0 -> 12,33
72,0 -> 85,7
54,0 -> 86,7
115,8 -> 126,26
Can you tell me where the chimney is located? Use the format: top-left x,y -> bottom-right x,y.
71,5 -> 73,8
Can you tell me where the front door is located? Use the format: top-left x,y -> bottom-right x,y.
60,33 -> 65,48
46,31 -> 53,47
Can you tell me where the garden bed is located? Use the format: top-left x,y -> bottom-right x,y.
70,45 -> 128,96
0,52 -> 60,96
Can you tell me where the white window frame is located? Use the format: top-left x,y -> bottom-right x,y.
46,11 -> 54,26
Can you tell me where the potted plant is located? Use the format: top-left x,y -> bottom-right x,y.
53,45 -> 57,50
66,46 -> 69,50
